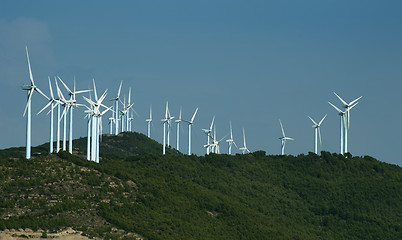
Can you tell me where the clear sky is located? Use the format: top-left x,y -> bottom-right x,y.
0,0 -> 401,166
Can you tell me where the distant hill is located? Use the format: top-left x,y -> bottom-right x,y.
37,132 -> 180,159
0,132 -> 401,239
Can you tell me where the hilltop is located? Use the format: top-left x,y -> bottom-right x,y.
0,132 -> 401,239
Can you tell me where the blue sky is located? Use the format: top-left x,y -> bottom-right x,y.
0,1 -> 401,165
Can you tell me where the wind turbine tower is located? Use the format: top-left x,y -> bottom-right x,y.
146,105 -> 152,138
175,107 -> 182,151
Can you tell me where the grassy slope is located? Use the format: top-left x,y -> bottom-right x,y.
0,132 -> 401,239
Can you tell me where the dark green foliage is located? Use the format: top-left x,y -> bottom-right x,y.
0,133 -> 401,239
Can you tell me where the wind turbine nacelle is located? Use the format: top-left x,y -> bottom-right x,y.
21,85 -> 32,90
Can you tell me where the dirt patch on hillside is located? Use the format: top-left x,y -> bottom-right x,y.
0,228 -> 95,240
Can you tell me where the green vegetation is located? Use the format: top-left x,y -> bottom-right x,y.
1,132 -> 401,239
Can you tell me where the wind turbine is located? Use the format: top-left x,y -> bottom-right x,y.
238,128 -> 250,154
278,119 -> 294,155
58,76 -> 90,153
110,80 -> 122,135
202,116 -> 215,155
161,101 -> 174,155
333,92 -> 362,154
226,121 -> 238,155
22,46 -> 50,159
175,107 -> 182,151
146,105 -> 152,138
83,79 -> 109,163
329,101 -> 359,155
208,126 -> 227,154
307,114 -> 327,154
37,77 -> 61,153
183,107 -> 198,155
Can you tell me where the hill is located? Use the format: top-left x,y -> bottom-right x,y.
0,132 -> 401,239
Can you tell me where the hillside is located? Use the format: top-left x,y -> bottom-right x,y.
0,132 -> 401,239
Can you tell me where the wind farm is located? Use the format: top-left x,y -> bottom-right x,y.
19,46 -> 371,160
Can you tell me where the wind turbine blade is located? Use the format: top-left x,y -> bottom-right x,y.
60,105 -> 69,120
333,92 -> 347,106
92,79 -> 98,101
191,107 -> 198,123
128,87 -> 131,105
83,96 -> 96,106
328,102 -> 343,113
165,101 -> 168,119
98,89 -> 108,105
318,114 -> 327,126
308,116 -> 318,126
210,116 -> 215,131
243,128 -> 246,147
150,105 -> 152,120
117,80 -> 123,98
57,76 -> 72,94
37,101 -> 52,115
35,87 -> 50,101
73,77 -> 76,97
23,90 -> 34,117
233,140 -> 238,149
229,121 -> 233,139
48,76 -> 54,100
349,102 -> 359,111
74,89 -> 91,94
318,127 -> 322,146
279,119 -> 285,137
25,46 -> 34,85
101,106 -> 113,115
179,106 -> 182,120
349,96 -> 362,106
55,79 -> 66,101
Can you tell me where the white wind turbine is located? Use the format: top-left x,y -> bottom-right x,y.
202,116 -> 215,155
58,76 -> 90,153
329,101 -> 359,155
183,107 -> 198,155
333,92 -> 362,154
83,79 -> 109,163
161,101 -> 174,155
307,114 -> 327,154
175,107 -> 182,151
37,77 -> 62,153
279,119 -> 294,155
226,121 -> 238,155
22,46 -> 50,159
238,128 -> 250,154
208,126 -> 227,154
110,80 -> 123,135
146,105 -> 152,138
